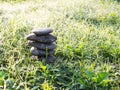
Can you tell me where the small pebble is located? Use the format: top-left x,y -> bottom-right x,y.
32,28 -> 53,35
26,34 -> 57,43
28,41 -> 56,50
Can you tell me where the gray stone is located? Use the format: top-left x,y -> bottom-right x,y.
32,28 -> 53,35
38,55 -> 56,63
28,41 -> 56,50
30,47 -> 55,56
26,34 -> 57,43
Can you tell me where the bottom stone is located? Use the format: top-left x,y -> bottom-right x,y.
38,56 -> 56,63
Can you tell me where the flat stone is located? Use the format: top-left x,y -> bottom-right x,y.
26,34 -> 57,43
38,55 -> 56,63
28,41 -> 56,50
30,47 -> 55,56
32,28 -> 53,35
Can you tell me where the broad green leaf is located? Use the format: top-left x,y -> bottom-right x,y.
86,71 -> 94,79
78,79 -> 85,85
0,71 -> 5,78
92,77 -> 97,82
97,72 -> 109,83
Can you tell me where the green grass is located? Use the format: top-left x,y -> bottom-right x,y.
0,0 -> 120,90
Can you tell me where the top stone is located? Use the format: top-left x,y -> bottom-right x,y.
32,28 -> 53,35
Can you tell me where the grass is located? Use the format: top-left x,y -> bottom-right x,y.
0,0 -> 120,90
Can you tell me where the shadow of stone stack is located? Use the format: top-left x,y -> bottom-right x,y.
26,28 -> 57,63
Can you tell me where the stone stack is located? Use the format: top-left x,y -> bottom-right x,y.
26,28 -> 57,63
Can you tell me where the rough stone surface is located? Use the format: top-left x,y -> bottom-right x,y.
38,55 -> 56,63
28,41 -> 56,50
26,28 -> 57,64
26,34 -> 57,43
30,47 -> 55,56
32,28 -> 53,35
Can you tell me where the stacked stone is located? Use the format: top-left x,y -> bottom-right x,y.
26,28 -> 57,63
